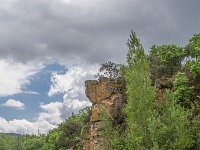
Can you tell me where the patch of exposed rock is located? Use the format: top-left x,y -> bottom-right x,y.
83,77 -> 126,150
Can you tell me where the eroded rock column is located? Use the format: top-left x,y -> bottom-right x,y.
83,77 -> 125,150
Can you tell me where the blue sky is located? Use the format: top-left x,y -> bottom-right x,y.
0,61 -> 96,134
0,63 -> 66,121
0,0 -> 199,134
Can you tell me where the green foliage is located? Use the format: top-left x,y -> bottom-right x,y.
190,101 -> 200,150
186,33 -> 200,59
126,30 -> 145,67
23,135 -> 45,150
41,129 -> 60,150
98,106 -> 115,150
56,120 -> 82,149
123,31 -> 156,149
149,92 -> 193,150
46,107 -> 91,150
0,134 -> 23,150
0,134 -> 45,150
173,72 -> 194,108
186,60 -> 200,79
149,44 -> 185,79
121,31 -> 193,150
95,61 -> 121,79
185,33 -> 200,79
98,106 -> 125,150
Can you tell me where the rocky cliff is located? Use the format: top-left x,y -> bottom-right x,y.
83,77 -> 126,150
82,77 -> 173,149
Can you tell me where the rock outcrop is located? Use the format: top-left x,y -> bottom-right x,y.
83,77 -> 126,150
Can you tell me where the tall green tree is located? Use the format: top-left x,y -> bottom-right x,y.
123,30 -> 156,149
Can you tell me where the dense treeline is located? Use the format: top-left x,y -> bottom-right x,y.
1,32 -> 199,150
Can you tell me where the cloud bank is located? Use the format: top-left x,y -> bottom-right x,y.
0,0 -> 199,64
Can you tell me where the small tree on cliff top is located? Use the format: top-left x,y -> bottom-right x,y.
95,61 -> 121,79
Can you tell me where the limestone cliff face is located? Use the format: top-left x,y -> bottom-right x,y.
83,77 -> 126,150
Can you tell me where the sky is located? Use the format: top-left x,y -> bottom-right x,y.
0,0 -> 199,135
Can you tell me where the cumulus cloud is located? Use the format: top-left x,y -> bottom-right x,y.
2,99 -> 25,110
63,96 -> 91,110
0,117 -> 56,135
38,99 -> 91,126
47,65 -> 96,121
38,102 -> 63,125
0,65 -> 96,135
0,0 -> 199,64
0,101 -> 63,134
48,65 -> 98,97
0,59 -> 42,97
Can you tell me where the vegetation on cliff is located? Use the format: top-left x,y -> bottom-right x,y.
99,31 -> 200,150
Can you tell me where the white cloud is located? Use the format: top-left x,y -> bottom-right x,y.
0,101 -> 62,134
22,91 -> 40,95
40,65 -> 95,125
38,102 -> 63,125
0,117 -> 56,135
0,97 -> 90,135
2,99 -> 25,110
63,95 -> 91,110
0,65 -> 96,135
0,59 -> 42,97
48,65 -> 98,97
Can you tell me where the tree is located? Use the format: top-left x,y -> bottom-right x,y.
95,61 -> 121,79
173,72 -> 194,108
186,33 -> 200,60
184,33 -> 200,79
123,30 -> 156,149
22,135 -> 45,150
149,91 -> 193,150
41,129 -> 60,150
123,31 -> 193,150
98,106 -> 125,150
148,44 -> 185,79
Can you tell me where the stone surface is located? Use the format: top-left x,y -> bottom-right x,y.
83,77 -> 125,150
